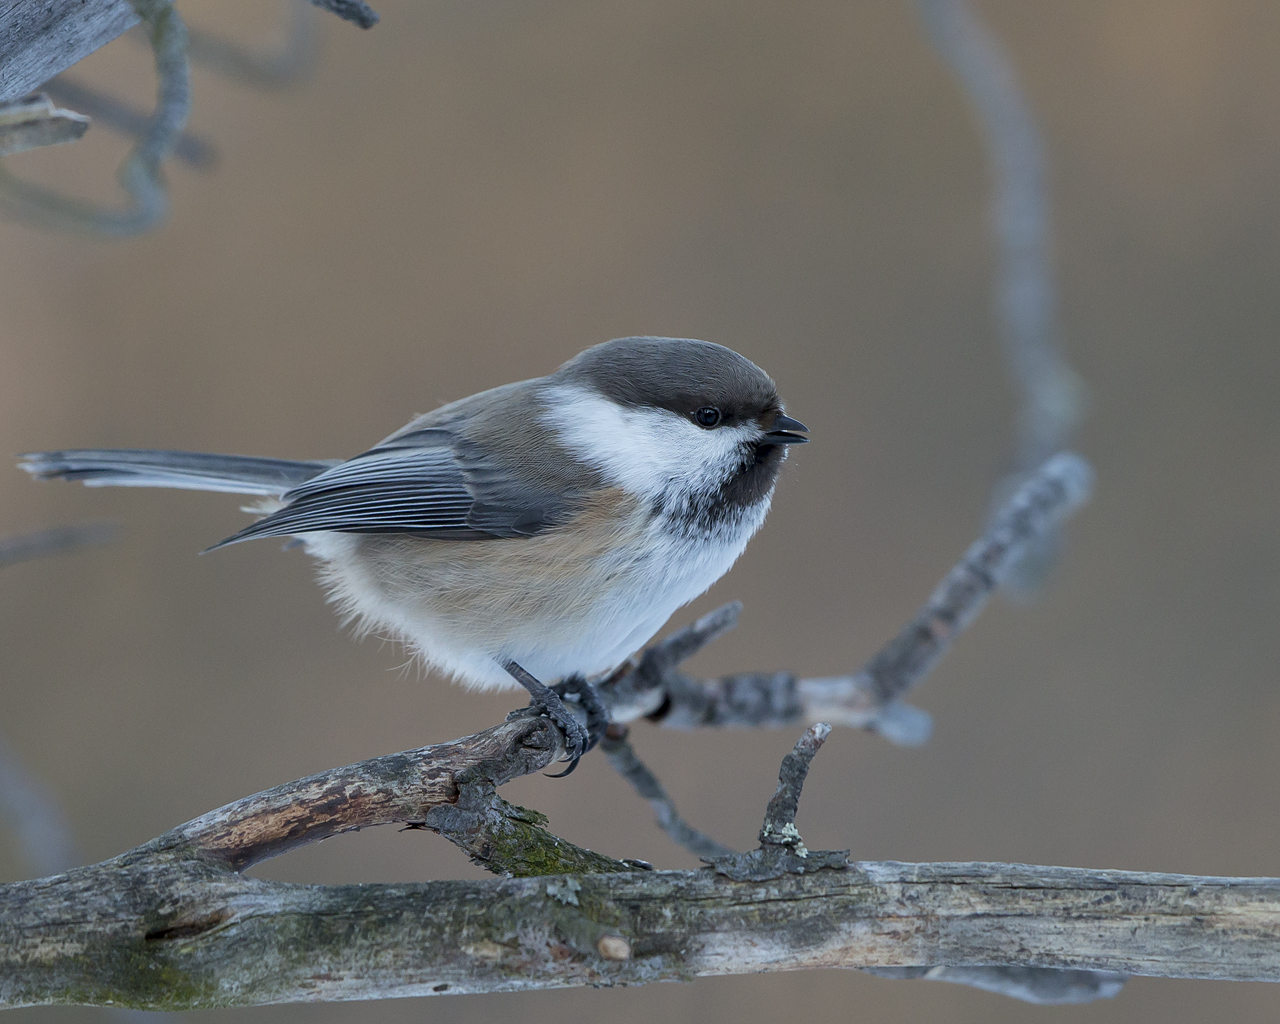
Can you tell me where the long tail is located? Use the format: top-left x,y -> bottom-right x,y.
18,449 -> 337,496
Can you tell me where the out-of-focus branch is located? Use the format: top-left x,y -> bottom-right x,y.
915,0 -> 1087,592
0,0 -> 190,235
175,0 -> 319,89
307,0 -> 379,31
600,725 -> 735,861
43,77 -> 216,170
0,522 -> 117,569
916,0 -> 1084,471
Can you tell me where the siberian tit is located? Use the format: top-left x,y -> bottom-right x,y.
21,337 -> 808,765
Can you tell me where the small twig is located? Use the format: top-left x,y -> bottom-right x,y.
0,522 -> 117,569
600,725 -> 735,861
758,722 -> 830,849
708,724 -> 847,881
0,93 -> 89,157
307,0 -> 379,30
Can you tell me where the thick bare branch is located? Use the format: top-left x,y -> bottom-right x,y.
3,853 -> 1278,1009
0,0 -> 139,105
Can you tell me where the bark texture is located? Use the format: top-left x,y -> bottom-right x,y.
4,857 -> 1279,1008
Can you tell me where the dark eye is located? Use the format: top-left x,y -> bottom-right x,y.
694,406 -> 722,428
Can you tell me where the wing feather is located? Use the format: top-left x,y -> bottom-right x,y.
209,429 -> 575,547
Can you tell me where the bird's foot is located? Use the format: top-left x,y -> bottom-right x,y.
502,661 -> 601,776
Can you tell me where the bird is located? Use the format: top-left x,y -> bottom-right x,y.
20,336 -> 808,771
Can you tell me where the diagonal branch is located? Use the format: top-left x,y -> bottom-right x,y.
604,452 -> 1093,744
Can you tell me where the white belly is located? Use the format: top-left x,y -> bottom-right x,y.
300,492 -> 771,691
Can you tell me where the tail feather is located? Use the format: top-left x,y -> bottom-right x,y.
19,449 -> 337,496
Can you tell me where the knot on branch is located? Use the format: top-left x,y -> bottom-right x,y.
708,723 -> 848,881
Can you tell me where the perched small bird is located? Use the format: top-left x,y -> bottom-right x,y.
21,337 -> 807,769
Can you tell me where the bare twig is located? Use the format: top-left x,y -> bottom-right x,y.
600,725 -> 735,861
758,723 -> 830,847
0,93 -> 89,157
603,452 -> 1093,745
707,724 -> 848,882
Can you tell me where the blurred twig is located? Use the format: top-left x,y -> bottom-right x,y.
0,0 -> 190,235
0,522 -> 117,569
185,0 -> 318,89
915,0 -> 1087,593
600,724 -> 735,861
0,737 -> 78,877
44,77 -> 216,170
307,0 -> 379,30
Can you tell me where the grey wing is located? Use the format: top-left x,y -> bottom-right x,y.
209,428 -> 575,548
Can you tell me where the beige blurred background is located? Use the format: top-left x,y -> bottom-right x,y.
4,0 -> 1280,1019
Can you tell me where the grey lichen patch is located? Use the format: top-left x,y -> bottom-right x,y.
546,878 -> 581,906
759,821 -> 807,856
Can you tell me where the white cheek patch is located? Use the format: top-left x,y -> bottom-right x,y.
544,385 -> 756,497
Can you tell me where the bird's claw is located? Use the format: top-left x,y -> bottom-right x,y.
502,662 -> 604,776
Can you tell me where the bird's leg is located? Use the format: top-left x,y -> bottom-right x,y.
502,660 -> 592,774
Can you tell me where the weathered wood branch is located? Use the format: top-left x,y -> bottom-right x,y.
6,852 -> 1280,1008
3,716 -> 1278,1007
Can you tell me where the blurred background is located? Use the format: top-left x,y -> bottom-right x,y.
4,0 -> 1280,1020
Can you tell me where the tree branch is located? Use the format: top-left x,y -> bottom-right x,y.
0,453 -> 1122,1007
5,824 -> 1280,1006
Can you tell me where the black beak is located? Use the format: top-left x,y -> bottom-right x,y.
760,413 -> 810,446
